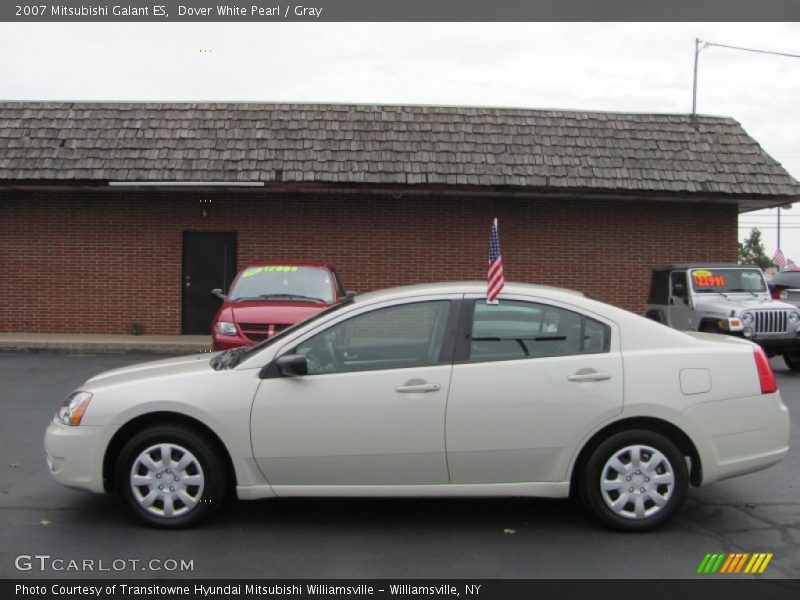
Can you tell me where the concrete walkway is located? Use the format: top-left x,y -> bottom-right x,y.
0,333 -> 212,355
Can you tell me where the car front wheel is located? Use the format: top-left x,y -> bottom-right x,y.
783,352 -> 800,372
580,429 -> 688,532
115,424 -> 228,528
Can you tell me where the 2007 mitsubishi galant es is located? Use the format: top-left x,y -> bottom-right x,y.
45,282 -> 790,531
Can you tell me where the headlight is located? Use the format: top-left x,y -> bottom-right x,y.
215,321 -> 237,336
56,391 -> 93,426
741,312 -> 754,325
789,312 -> 799,323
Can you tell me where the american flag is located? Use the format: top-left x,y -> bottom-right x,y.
786,258 -> 800,271
487,218 -> 504,304
773,248 -> 787,269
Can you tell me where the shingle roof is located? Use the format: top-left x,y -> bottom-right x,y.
1,101 -> 798,197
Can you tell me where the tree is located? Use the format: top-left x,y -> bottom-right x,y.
738,228 -> 775,270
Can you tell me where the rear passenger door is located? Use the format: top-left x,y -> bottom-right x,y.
445,296 -> 624,484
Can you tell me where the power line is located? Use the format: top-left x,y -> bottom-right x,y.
700,41 -> 800,60
692,38 -> 800,115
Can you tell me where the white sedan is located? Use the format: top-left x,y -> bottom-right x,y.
45,282 -> 790,531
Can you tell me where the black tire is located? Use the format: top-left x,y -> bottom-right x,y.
579,429 -> 688,532
115,424 -> 228,528
784,352 -> 800,372
699,322 -> 718,334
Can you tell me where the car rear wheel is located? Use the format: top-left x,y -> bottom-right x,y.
579,429 -> 688,532
783,352 -> 800,372
115,424 -> 228,528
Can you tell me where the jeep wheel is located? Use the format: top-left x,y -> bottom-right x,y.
784,352 -> 800,372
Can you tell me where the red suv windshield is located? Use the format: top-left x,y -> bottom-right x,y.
229,266 -> 335,303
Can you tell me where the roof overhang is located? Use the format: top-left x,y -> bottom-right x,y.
0,179 -> 796,213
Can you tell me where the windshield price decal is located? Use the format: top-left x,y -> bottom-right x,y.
692,270 -> 727,287
242,266 -> 300,278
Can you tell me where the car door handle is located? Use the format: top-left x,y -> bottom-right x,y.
395,383 -> 441,393
568,370 -> 611,383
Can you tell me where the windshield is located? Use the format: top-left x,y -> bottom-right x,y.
689,268 -> 767,294
229,266 -> 335,303
211,298 -> 354,370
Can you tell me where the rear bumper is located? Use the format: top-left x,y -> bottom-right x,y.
683,393 -> 790,485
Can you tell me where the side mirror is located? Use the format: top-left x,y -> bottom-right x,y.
672,283 -> 685,298
276,354 -> 308,377
211,288 -> 227,301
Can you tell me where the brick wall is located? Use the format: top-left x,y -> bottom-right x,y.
0,189 -> 738,334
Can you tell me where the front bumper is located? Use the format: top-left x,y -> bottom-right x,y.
750,335 -> 800,354
44,421 -> 107,493
211,332 -> 256,351
722,330 -> 800,354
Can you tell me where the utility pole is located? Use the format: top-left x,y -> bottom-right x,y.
691,39 -> 800,256
690,39 -> 800,116
692,38 -> 701,116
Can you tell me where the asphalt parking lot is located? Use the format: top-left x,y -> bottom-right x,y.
0,352 -> 798,579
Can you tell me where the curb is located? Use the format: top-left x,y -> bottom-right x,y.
0,344 -> 212,356
0,336 -> 213,356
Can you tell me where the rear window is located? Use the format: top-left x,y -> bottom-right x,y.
229,266 -> 335,303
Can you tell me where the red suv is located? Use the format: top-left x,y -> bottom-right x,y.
211,262 -> 345,350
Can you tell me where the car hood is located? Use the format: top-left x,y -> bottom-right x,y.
227,301 -> 326,324
694,295 -> 797,314
84,353 -> 219,390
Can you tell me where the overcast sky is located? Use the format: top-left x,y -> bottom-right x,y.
2,21 -> 799,261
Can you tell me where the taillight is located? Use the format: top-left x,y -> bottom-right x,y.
770,288 -> 781,300
753,347 -> 777,394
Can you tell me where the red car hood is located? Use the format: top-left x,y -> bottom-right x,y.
228,301 -> 328,324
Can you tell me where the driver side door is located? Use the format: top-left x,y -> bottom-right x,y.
250,296 -> 460,487
668,271 -> 693,330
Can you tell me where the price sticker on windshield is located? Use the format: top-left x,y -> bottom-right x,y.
692,270 -> 727,287
242,266 -> 300,278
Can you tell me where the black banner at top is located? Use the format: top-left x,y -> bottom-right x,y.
3,0 -> 800,22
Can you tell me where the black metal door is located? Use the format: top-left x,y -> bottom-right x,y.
182,232 -> 237,335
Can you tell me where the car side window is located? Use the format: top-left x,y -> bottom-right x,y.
469,300 -> 610,362
295,301 -> 452,375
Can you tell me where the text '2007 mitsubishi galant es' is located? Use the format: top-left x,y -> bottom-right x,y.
45,282 -> 790,531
